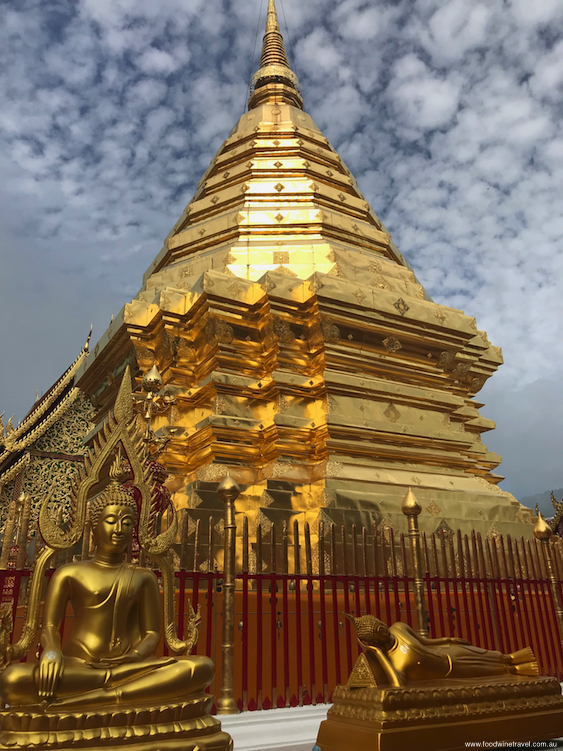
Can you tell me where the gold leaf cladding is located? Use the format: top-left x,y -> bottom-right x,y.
326,461 -> 343,478
187,491 -> 203,509
321,316 -> 340,343
255,510 -> 273,534
329,263 -> 346,278
321,490 -> 336,508
454,362 -> 471,378
435,309 -> 447,325
378,516 -> 399,543
516,506 -> 534,525
435,519 -> 455,538
227,281 -> 243,298
354,288 -> 367,305
196,463 -> 229,482
441,414 -> 451,429
214,396 -> 229,415
373,275 -> 392,291
309,275 -> 323,293
273,316 -> 295,343
273,265 -> 297,277
393,298 -> 409,316
215,518 -> 225,538
273,250 -> 289,264
437,350 -> 456,369
384,403 -> 401,423
325,394 -> 339,413
261,491 -> 275,507
471,376 -> 486,392
426,501 -> 441,517
279,395 -> 290,413
383,336 -> 402,354
134,344 -> 156,369
261,273 -> 277,293
181,265 -> 194,277
487,523 -> 501,541
202,273 -> 215,292
206,317 -> 234,344
416,287 -> 425,300
369,260 -> 382,274
271,462 -> 291,478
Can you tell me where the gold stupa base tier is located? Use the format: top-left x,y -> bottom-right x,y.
0,694 -> 232,751
316,676 -> 563,751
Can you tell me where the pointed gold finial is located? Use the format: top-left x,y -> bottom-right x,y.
265,0 -> 281,34
218,475 -> 241,503
84,324 -> 93,353
248,0 -> 303,110
534,508 -> 552,541
142,364 -> 163,393
401,487 -> 422,517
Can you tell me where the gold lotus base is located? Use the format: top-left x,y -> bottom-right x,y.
0,693 -> 232,751
316,676 -> 563,751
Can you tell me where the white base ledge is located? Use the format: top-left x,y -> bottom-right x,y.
216,704 -> 329,751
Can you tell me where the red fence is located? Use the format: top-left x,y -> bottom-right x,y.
2,522 -> 563,711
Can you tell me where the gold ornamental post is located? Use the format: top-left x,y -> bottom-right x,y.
401,488 -> 428,637
534,510 -> 563,645
215,475 -> 241,715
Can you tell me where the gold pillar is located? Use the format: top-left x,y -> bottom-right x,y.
215,475 -> 241,715
534,511 -> 563,645
401,488 -> 428,637
0,496 -> 18,570
15,494 -> 31,570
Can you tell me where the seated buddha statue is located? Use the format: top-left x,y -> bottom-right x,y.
347,614 -> 539,687
0,480 -> 213,710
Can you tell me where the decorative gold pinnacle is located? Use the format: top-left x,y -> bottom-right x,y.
534,508 -> 552,541
248,0 -> 302,110
401,488 -> 422,517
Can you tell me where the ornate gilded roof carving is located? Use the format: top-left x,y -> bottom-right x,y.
0,334 -> 90,484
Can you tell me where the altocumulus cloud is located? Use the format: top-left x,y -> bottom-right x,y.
0,0 -> 562,507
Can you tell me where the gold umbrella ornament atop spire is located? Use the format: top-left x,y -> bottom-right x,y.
248,0 -> 303,110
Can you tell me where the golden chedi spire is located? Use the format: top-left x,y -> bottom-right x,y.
79,3 -> 535,548
248,0 -> 303,110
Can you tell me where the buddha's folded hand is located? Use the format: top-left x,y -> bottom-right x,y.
38,649 -> 63,699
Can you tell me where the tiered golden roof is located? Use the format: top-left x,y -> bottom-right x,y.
77,0 -> 534,553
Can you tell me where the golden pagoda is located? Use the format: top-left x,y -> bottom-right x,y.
75,0 -> 535,557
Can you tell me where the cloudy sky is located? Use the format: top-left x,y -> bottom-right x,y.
1,0 -> 562,509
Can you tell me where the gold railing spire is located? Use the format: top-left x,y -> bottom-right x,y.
248,0 -> 303,110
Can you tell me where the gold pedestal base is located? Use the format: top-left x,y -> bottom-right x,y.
0,693 -> 232,751
316,676 -> 563,751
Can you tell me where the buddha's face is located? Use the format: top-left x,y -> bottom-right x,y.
94,504 -> 136,552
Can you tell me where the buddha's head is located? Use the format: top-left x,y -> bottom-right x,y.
90,480 -> 138,553
346,614 -> 394,649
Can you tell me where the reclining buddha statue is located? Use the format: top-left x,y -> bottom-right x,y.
0,368 -> 232,751
316,608 -> 563,750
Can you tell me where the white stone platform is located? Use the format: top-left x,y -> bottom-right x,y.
216,705 -> 329,751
